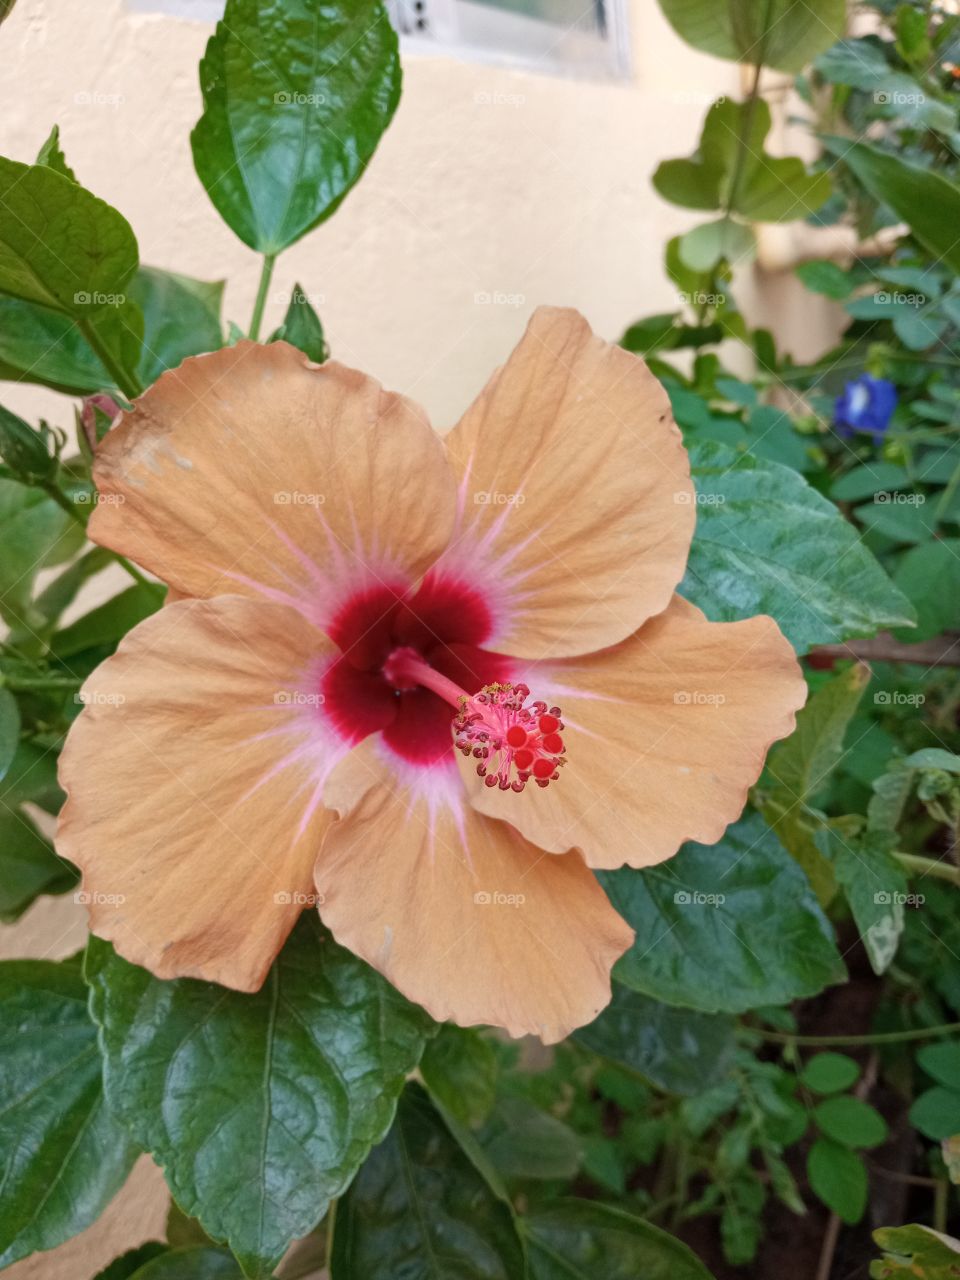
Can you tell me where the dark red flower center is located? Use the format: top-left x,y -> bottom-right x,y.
321,573 -> 513,764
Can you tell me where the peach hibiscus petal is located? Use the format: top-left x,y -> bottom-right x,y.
90,342 -> 457,630
56,595 -> 349,991
316,744 -> 634,1043
429,307 -> 695,659
464,596 -> 807,869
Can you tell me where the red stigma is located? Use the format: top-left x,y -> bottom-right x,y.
453,683 -> 566,792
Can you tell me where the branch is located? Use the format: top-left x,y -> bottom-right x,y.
811,631 -> 960,668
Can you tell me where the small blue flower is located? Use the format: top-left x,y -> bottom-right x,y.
834,374 -> 897,439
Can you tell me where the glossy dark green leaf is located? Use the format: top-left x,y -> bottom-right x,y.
658,0 -> 844,71
523,1200 -> 716,1280
0,804 -> 76,922
36,124 -> 77,182
871,1224 -> 960,1279
0,156 -> 141,384
92,1244 -> 169,1280
807,1138 -> 867,1223
191,0 -> 401,253
87,917 -> 434,1279
0,685 -> 18,781
600,813 -> 844,1013
813,1096 -> 888,1149
574,983 -> 735,1095
329,1083 -> 525,1280
0,293 -> 112,394
0,156 -> 137,309
682,441 -> 916,653
126,1247 -> 248,1279
52,582 -> 165,659
269,284 -> 326,362
839,143 -> 960,275
759,664 -> 870,902
654,99 -> 830,221
420,1023 -> 497,1128
130,266 -> 224,386
800,1052 -> 860,1095
0,957 -> 139,1268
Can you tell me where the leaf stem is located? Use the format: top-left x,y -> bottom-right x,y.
248,254 -> 277,341
39,479 -> 150,589
77,318 -> 141,402
896,852 -> 960,887
757,1020 -> 960,1047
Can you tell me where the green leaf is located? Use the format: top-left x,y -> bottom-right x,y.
600,813 -> 844,1013
796,259 -> 852,300
816,826 -> 907,975
130,267 -> 224,386
682,441 -> 915,653
800,1052 -> 860,1095
831,462 -> 910,502
573,983 -> 735,1095
479,1098 -> 582,1181
269,284 -> 326,363
0,476 -> 85,629
0,685 -> 19,782
760,665 -> 869,900
52,582 -> 165,659
677,218 -> 755,271
838,143 -> 960,275
892,541 -> 960,643
917,1041 -> 960,1089
0,402 -> 56,481
523,1199 -> 717,1280
86,916 -> 434,1278
126,1248 -> 248,1279
0,155 -> 140,382
813,1096 -> 888,1149
0,293 -> 112,394
657,0 -> 845,72
909,1087 -> 960,1141
36,124 -> 77,182
655,99 -> 830,222
191,0 -> 401,254
807,1138 -> 867,1223
854,496 -> 934,545
0,803 -> 76,922
420,1023 -> 497,1129
871,1224 -> 960,1280
0,957 -> 139,1268
329,1082 -> 525,1280
91,1243 -> 168,1280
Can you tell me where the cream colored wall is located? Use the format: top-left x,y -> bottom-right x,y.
0,1 -> 839,1274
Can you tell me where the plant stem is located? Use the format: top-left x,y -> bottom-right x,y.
896,852 -> 960,887
935,1179 -> 949,1233
40,479 -> 150,589
758,1020 -> 960,1047
810,631 -> 960,668
77,318 -> 141,402
248,253 -> 277,341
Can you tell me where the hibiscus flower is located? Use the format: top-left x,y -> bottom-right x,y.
57,308 -> 805,1043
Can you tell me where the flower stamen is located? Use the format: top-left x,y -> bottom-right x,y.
382,648 -> 565,792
